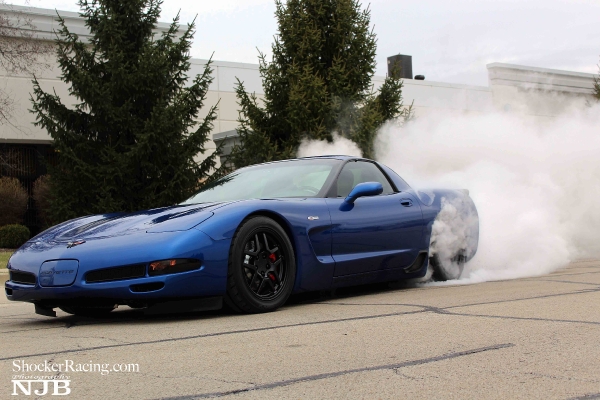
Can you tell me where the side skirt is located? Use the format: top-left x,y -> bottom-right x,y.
331,255 -> 428,289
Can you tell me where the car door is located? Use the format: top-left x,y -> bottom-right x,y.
326,160 -> 424,276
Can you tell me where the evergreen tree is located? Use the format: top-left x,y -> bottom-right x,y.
31,0 -> 222,222
230,0 -> 410,167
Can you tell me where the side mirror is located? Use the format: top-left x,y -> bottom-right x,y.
344,182 -> 383,204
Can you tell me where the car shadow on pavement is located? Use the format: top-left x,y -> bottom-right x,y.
6,280 -> 422,329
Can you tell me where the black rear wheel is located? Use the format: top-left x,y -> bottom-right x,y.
429,250 -> 465,281
225,216 -> 296,313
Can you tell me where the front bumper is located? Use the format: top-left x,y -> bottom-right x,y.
5,229 -> 231,306
5,268 -> 219,304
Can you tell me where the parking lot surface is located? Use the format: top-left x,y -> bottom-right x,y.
2,260 -> 600,399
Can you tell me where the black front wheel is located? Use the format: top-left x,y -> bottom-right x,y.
225,216 -> 296,313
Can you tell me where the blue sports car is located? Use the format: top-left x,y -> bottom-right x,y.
5,156 -> 478,316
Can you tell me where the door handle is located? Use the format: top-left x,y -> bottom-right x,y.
400,199 -> 413,207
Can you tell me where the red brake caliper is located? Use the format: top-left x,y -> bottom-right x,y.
268,253 -> 277,281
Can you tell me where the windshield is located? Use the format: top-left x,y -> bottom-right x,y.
182,159 -> 340,204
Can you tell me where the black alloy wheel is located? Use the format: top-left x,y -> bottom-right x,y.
225,216 -> 296,313
242,232 -> 287,300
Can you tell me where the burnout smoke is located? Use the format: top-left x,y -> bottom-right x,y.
428,195 -> 479,281
298,104 -> 600,284
377,105 -> 600,283
297,133 -> 362,158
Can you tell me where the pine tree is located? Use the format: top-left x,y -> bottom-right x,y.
31,0 -> 222,222
229,0 -> 410,168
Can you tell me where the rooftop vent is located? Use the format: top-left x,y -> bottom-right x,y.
387,54 -> 413,79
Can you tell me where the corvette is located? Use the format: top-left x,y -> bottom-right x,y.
5,156 -> 478,316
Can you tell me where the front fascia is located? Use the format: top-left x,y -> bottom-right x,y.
6,229 -> 230,303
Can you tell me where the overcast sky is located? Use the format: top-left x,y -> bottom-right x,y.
12,0 -> 600,86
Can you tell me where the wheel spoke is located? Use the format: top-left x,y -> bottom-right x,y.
257,278 -> 266,294
248,271 -> 260,286
269,271 -> 281,285
255,234 -> 262,251
263,233 -> 279,253
243,262 -> 257,271
244,235 -> 262,256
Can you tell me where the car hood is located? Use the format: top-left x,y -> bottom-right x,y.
32,202 -> 227,243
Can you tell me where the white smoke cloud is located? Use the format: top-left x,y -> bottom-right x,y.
297,133 -> 362,158
376,105 -> 600,283
296,103 -> 600,284
429,195 -> 479,281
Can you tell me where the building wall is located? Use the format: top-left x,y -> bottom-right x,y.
0,6 -> 597,155
487,63 -> 596,117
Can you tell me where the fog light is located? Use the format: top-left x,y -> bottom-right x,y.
148,259 -> 201,276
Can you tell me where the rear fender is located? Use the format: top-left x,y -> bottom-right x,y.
417,189 -> 479,261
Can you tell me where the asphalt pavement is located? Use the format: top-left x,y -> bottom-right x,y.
2,260 -> 600,399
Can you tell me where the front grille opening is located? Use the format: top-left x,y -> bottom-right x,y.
9,270 -> 37,285
130,282 -> 165,293
85,264 -> 146,283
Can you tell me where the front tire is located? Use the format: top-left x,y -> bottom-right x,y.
225,216 -> 296,313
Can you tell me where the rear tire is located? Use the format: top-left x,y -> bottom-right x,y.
429,250 -> 465,281
225,216 -> 296,313
427,194 -> 478,282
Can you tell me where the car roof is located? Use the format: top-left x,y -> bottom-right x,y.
234,155 -> 375,171
271,155 -> 371,163
297,155 -> 360,161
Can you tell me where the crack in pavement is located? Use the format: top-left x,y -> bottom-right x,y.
0,308 -> 430,361
157,343 -> 515,399
324,287 -> 600,311
138,373 -> 255,386
2,286 -> 598,361
568,393 -> 600,400
539,279 -> 600,286
545,271 -> 600,277
420,305 -> 600,326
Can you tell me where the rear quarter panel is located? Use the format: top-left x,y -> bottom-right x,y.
415,189 -> 479,261
378,161 -> 479,260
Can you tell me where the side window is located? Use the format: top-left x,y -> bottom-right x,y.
335,161 -> 395,198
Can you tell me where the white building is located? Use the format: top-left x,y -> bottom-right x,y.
1,5 -> 596,148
